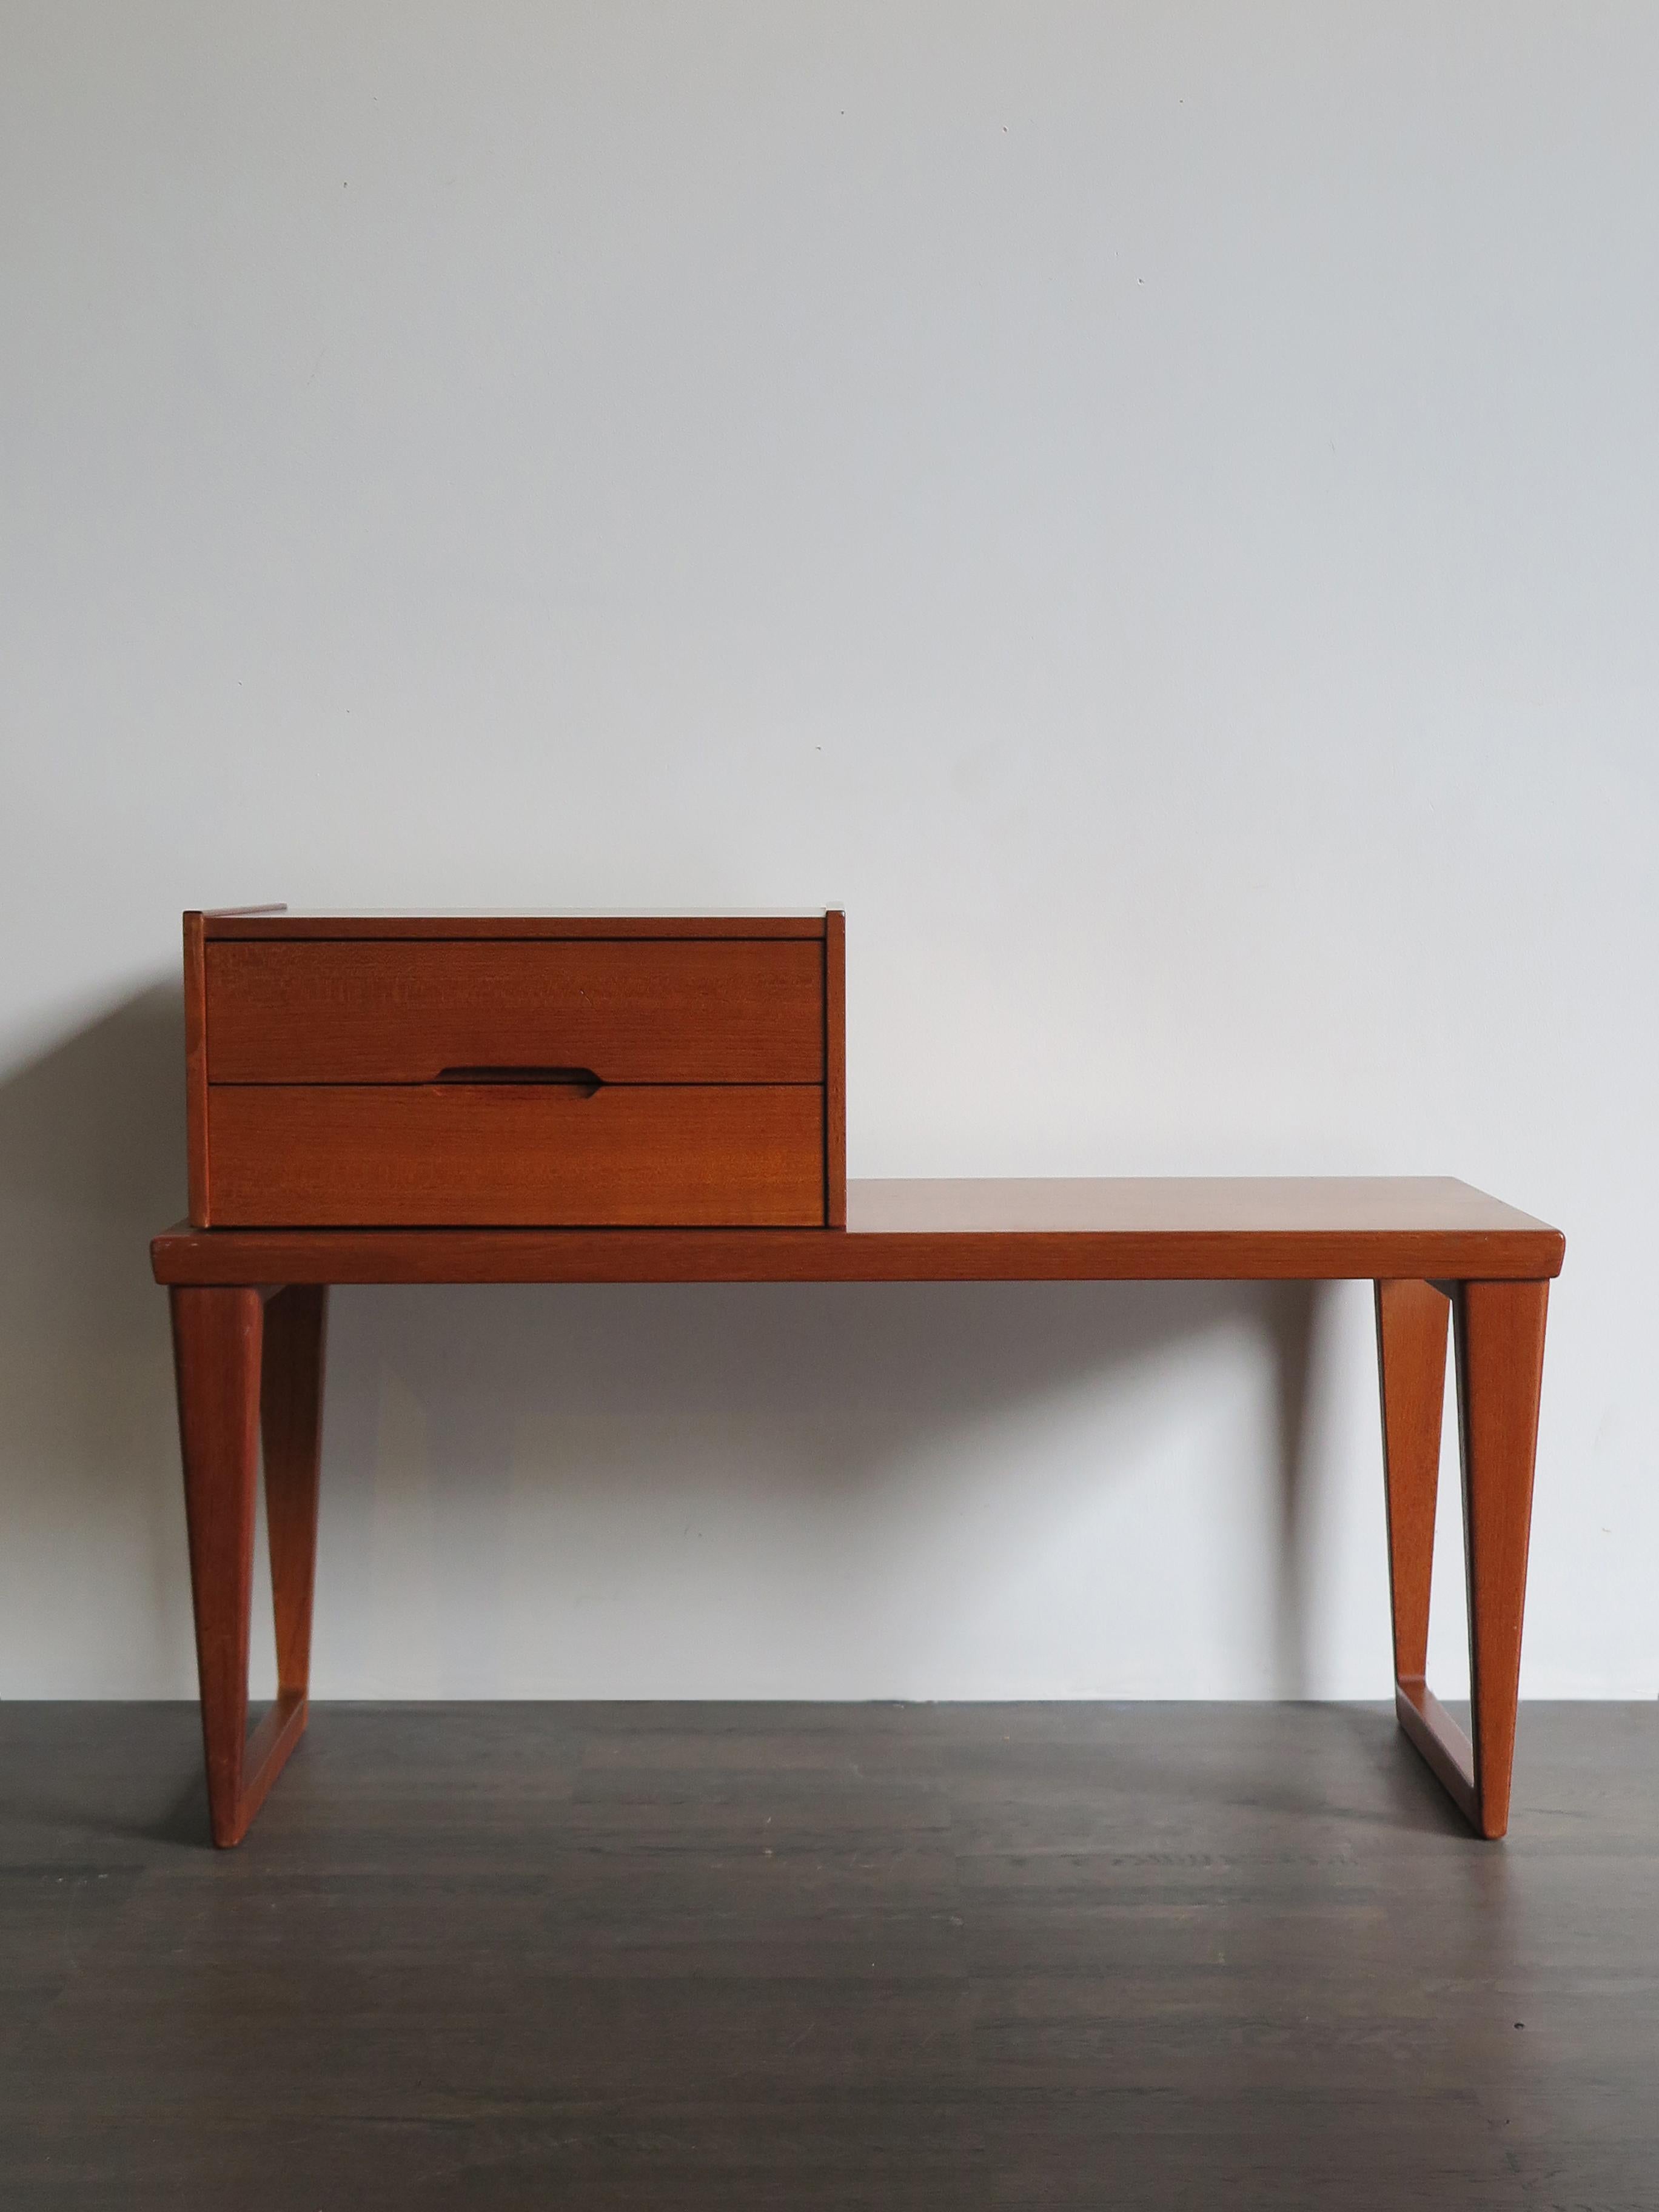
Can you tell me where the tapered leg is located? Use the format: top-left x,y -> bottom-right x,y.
170,1283 -> 326,1846
261,1286 -> 327,1700
1457,1278 -> 1549,1840
171,1287 -> 264,1845
1376,1279 -> 1450,1683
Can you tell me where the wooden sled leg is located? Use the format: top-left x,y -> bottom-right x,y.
1376,1277 -> 1549,1838
170,1284 -> 327,1847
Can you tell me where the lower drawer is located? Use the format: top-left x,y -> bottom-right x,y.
206,1084 -> 825,1227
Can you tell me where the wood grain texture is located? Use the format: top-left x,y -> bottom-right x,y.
170,1286 -> 322,1847
7,1701 -> 1659,2204
206,939 -> 827,1085
170,1285 -> 263,1842
1376,1278 -> 1550,1840
203,913 -> 830,940
842,1177 -> 1563,1244
153,1177 -> 1564,1284
1456,1278 -> 1550,1839
228,1691 -> 309,1842
259,1285 -> 327,1699
206,1084 -> 828,1227
1376,1279 -> 1451,1681
183,912 -> 210,1227
824,909 -> 846,1228
1393,1678 -> 1478,1828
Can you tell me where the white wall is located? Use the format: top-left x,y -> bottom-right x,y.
3,1 -> 1655,1702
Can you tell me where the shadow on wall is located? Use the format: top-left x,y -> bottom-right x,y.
0,990 -> 1332,1698
0,984 -> 195,1692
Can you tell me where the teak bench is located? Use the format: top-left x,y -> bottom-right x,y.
150,1175 -> 1563,1847
152,908 -> 1563,1845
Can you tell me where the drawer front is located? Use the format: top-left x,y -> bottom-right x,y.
206,1084 -> 825,1227
205,939 -> 825,1084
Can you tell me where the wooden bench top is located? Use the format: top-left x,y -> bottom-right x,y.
152,1176 -> 1564,1285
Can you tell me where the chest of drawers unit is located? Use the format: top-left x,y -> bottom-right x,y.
184,908 -> 846,1228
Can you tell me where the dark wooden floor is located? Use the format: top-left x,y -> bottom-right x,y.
2,1703 -> 1657,2209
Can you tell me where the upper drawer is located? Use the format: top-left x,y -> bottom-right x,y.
204,938 -> 825,1085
